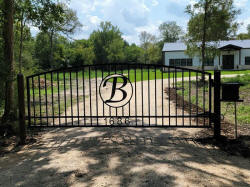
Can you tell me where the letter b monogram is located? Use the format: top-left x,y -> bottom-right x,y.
99,74 -> 133,108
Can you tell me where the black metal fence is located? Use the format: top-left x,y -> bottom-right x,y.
26,63 -> 212,128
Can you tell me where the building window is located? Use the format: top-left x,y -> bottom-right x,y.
181,59 -> 186,66
204,58 -> 214,66
187,59 -> 192,66
169,58 -> 193,66
176,59 -> 181,66
169,59 -> 174,66
245,57 -> 250,65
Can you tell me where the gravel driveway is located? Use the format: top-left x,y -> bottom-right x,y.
0,127 -> 250,186
1,75 -> 250,186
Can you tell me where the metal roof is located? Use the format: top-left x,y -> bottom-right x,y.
162,40 -> 250,52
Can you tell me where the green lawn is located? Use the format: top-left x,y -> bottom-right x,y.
221,74 -> 250,125
122,69 -> 250,83
29,68 -> 250,102
29,68 -> 250,98
28,68 -> 250,125
31,68 -> 250,86
207,69 -> 250,75
176,73 -> 250,125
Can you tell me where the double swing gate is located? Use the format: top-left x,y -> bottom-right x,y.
26,63 -> 213,128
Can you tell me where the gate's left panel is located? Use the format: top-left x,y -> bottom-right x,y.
26,66 -> 104,127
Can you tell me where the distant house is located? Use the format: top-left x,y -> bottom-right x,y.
162,40 -> 250,70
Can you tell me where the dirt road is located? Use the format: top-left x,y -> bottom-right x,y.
1,75 -> 250,186
0,127 -> 250,186
55,78 -> 204,127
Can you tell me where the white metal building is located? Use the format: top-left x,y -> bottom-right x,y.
162,40 -> 250,70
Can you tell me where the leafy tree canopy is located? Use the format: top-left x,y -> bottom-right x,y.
185,0 -> 240,65
159,21 -> 183,43
90,21 -> 124,64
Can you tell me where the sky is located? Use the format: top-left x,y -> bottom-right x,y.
32,0 -> 250,44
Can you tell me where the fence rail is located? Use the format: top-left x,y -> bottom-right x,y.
26,63 -> 212,128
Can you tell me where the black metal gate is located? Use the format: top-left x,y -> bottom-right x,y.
26,63 -> 212,128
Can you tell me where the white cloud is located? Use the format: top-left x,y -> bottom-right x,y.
69,0 -> 181,44
166,0 -> 191,5
122,35 -> 138,44
70,0 -> 97,14
88,15 -> 102,25
135,23 -> 160,36
234,0 -> 248,8
151,0 -> 159,6
81,25 -> 89,31
238,17 -> 250,33
69,0 -> 250,44
121,7 -> 148,26
141,1 -> 150,12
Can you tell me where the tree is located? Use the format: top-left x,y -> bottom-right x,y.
15,0 -> 35,73
139,31 -> 155,49
14,24 -> 36,74
0,0 -> 5,116
0,0 -> 37,119
185,0 -> 240,73
90,21 -> 125,64
237,24 -> 250,40
14,0 -> 56,72
158,21 -> 183,44
34,32 -> 51,69
139,31 -> 153,64
237,33 -> 250,40
147,43 -> 161,64
2,0 -> 15,121
106,38 -> 125,63
35,3 -> 82,69
139,31 -> 159,64
124,44 -> 144,63
68,39 -> 95,67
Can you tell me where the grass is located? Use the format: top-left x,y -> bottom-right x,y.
125,69 -> 199,82
31,68 -> 250,88
221,74 -> 250,125
176,73 -> 250,125
27,68 -> 250,125
30,90 -> 89,125
29,68 -> 250,98
207,69 -> 250,75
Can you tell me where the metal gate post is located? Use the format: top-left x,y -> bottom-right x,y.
17,74 -> 26,144
214,70 -> 221,139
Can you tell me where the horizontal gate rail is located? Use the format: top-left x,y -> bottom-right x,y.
26,63 -> 211,79
26,63 -> 212,128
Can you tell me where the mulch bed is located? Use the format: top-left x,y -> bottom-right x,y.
165,87 -> 250,158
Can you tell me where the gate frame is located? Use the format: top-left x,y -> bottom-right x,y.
213,70 -> 221,138
23,63 -> 220,134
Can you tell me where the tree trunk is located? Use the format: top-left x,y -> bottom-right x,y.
49,31 -> 54,69
201,0 -> 209,81
2,0 -> 15,121
18,12 -> 25,73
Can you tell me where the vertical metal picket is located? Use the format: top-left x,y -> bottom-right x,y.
25,63 -> 213,128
